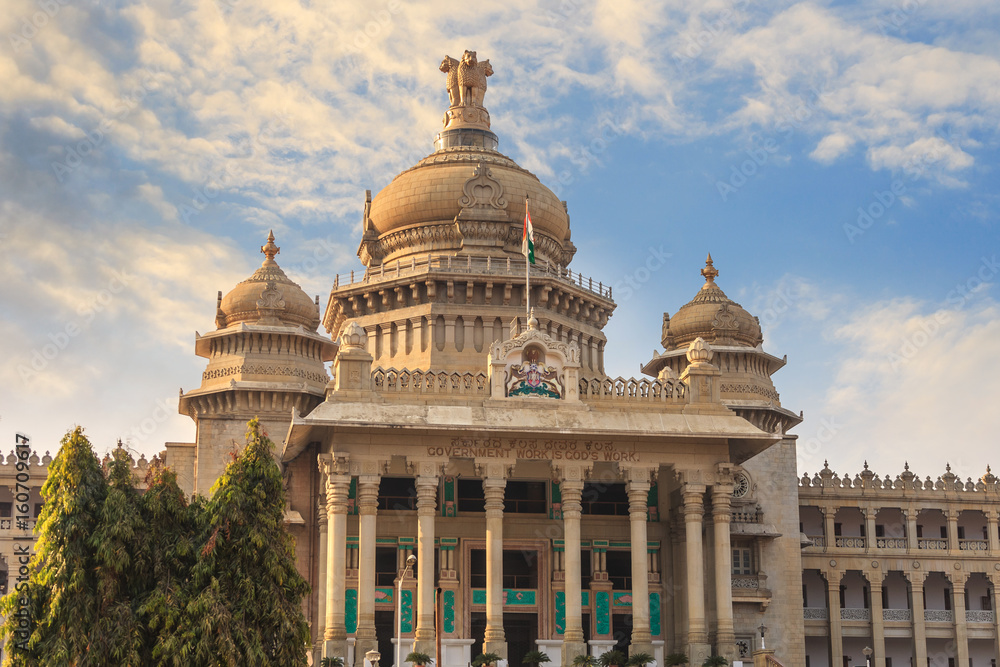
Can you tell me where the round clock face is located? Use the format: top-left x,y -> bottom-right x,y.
732,472 -> 750,498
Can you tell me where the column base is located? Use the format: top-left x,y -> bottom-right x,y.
587,639 -> 617,658
561,640 -> 587,667
390,637 -> 416,667
483,640 -> 508,660
628,643 -> 655,661
354,637 -> 378,667
536,639 -> 564,666
714,634 -> 737,662
688,642 -> 710,667
413,637 -> 436,657
441,638 -> 475,667
323,638 -> 349,661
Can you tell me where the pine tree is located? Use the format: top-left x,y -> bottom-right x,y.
180,418 -> 310,666
0,426 -> 108,666
140,461 -> 204,667
88,447 -> 152,664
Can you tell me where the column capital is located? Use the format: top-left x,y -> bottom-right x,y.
475,460 -> 513,481
945,508 -> 960,521
356,473 -> 381,516
866,569 -> 885,587
317,496 -> 329,524
552,462 -> 592,484
819,505 -> 836,518
349,457 -> 388,477
415,471 -> 439,516
623,465 -> 657,489
904,569 -> 928,586
862,507 -> 878,520
947,570 -> 969,587
412,460 -> 444,481
715,462 -> 738,486
823,569 -> 844,586
318,451 -> 351,478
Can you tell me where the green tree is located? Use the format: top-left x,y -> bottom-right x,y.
0,426 -> 108,666
179,418 -> 310,666
140,461 -> 205,667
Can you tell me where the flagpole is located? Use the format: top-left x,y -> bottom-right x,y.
525,196 -> 530,324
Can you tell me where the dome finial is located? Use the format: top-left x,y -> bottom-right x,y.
701,253 -> 719,288
261,230 -> 280,265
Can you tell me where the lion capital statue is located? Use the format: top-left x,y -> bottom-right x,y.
440,50 -> 493,108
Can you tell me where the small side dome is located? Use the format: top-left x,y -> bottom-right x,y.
662,255 -> 762,350
217,231 -> 320,330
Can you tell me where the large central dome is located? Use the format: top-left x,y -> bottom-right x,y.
358,50 -> 575,268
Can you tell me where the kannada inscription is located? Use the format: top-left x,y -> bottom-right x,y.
425,438 -> 640,462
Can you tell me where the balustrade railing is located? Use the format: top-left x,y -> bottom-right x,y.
578,376 -> 686,402
840,608 -> 871,621
803,607 -> 829,620
806,534 -> 825,547
876,537 -> 907,549
959,538 -> 988,551
883,608 -> 912,621
834,536 -> 866,549
732,507 -> 763,523
967,610 -> 995,623
333,254 -> 614,299
372,368 -> 489,396
918,538 -> 948,550
924,609 -> 954,622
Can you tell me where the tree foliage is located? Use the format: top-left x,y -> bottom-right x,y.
0,419 -> 309,667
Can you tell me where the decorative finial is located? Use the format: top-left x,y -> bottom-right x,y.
824,460 -> 829,467
261,230 -> 280,264
527,307 -> 538,330
946,462 -> 951,473
701,253 -> 719,288
904,461 -> 909,470
988,465 -> 992,474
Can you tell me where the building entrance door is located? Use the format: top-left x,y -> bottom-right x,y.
504,612 -> 537,667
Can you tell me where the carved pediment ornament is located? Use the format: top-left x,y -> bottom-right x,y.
459,161 -> 507,210
257,280 -> 285,310
494,327 -> 580,366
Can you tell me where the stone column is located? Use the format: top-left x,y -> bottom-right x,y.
991,575 -> 1000,661
557,466 -> 588,665
904,509 -> 919,551
414,467 -> 439,655
950,572 -> 969,667
868,572 -> 886,667
907,570 -> 928,667
710,483 -> 736,661
987,510 -> 1000,553
626,468 -> 654,656
826,570 -> 843,667
322,454 -> 352,660
317,497 -> 329,650
946,509 -> 960,551
821,506 -> 836,550
863,507 -> 876,552
480,462 -> 508,658
355,472 -> 382,667
682,481 -> 709,663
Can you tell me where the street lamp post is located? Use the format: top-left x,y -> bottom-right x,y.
757,624 -> 767,651
397,554 -> 417,667
863,646 -> 873,667
367,649 -> 382,667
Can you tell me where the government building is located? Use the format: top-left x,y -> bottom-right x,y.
4,52 -> 997,667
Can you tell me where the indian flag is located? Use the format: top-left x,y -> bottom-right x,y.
522,197 -> 535,264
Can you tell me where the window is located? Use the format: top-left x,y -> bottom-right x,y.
605,550 -> 632,590
875,524 -> 885,537
944,589 -> 952,611
802,584 -> 809,607
457,479 -> 485,513
732,548 -> 752,576
834,522 -> 842,537
378,477 -> 417,511
505,481 -> 547,514
0,503 -> 10,518
882,586 -> 889,610
958,526 -> 965,540
375,546 -> 397,586
581,483 -> 629,516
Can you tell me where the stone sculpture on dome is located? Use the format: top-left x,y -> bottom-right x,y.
440,50 -> 493,108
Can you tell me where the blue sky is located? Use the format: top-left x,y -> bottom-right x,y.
1,0 -> 998,483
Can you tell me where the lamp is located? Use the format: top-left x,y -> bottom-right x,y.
367,650 -> 382,667
397,554 -> 417,667
757,624 -> 767,650
863,646 -> 873,667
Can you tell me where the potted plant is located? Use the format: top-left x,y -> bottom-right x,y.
321,659 -> 345,667
406,652 -> 433,667
625,653 -> 654,667
665,654 -> 689,666
702,657 -> 728,667
572,655 -> 597,667
599,650 -> 627,667
522,651 -> 552,667
473,652 -> 503,667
